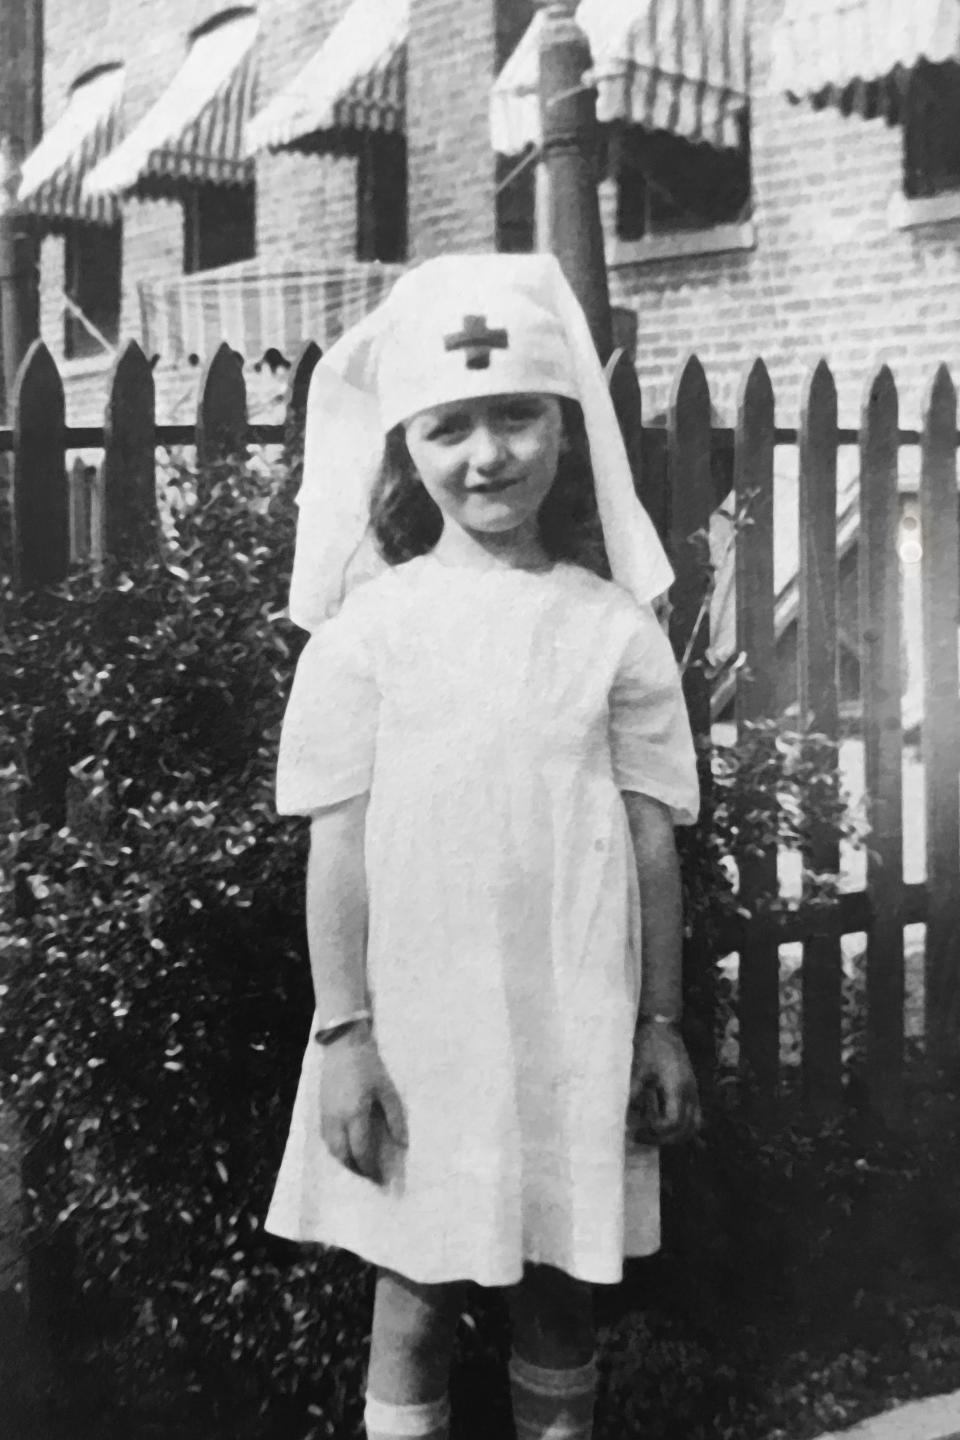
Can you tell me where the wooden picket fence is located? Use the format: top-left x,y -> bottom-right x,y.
3,336 -> 960,1119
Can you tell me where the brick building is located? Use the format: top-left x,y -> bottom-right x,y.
613,0 -> 960,434
12,0 -> 960,439
491,0 -> 960,433
13,0 -> 536,423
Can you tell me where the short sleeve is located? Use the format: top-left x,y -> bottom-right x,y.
609,603 -> 700,826
275,599 -> 380,814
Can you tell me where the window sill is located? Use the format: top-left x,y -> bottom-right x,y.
887,189 -> 960,231
607,220 -> 756,268
59,351 -> 117,381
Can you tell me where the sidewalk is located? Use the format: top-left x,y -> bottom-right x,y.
813,1391 -> 960,1440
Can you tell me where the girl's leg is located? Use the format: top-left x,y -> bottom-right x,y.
505,1265 -> 597,1440
365,1268 -> 464,1440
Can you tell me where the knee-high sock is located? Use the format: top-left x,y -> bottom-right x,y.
509,1353 -> 597,1440
364,1392 -> 451,1440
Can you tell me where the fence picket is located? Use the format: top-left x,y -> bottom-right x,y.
860,365 -> 905,1120
668,355 -> 715,1078
798,360 -> 843,1107
103,341 -> 157,564
11,341 -> 68,591
919,365 -> 960,1069
607,347 -> 646,502
643,430 -> 670,551
734,358 -> 779,1099
607,354 -> 677,599
196,341 -> 247,467
668,355 -> 713,737
735,361 -> 776,719
285,340 -> 322,442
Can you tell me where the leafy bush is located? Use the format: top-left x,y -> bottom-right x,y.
680,720 -> 860,932
0,449 -> 374,1436
673,719 -> 863,1086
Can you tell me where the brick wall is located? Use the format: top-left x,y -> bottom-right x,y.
34,0 -> 506,421
38,0 -> 359,420
38,0 -> 960,428
608,0 -> 960,429
255,149 -> 358,261
0,0 -> 41,159
253,0 -> 357,260
408,0 -> 497,256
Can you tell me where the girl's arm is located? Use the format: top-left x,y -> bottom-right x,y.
623,790 -> 683,1021
622,790 -> 700,1145
307,797 -> 371,1024
308,798 -> 407,1182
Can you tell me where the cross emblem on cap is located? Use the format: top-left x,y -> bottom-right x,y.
443,314 -> 509,370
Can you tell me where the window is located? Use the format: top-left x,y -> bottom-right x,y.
183,184 -> 256,274
356,134 -> 407,263
64,223 -> 122,360
613,116 -> 751,241
903,61 -> 960,200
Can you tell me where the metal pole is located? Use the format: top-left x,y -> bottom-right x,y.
536,0 -> 613,362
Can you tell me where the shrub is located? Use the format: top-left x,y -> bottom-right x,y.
0,448 -> 374,1435
674,718 -> 863,1084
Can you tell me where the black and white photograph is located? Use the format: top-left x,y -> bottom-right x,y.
2,3 -> 960,1438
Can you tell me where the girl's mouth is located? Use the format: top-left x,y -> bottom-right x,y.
469,478 -> 521,495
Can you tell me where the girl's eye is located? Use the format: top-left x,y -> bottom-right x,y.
495,401 -> 546,427
426,416 -> 470,443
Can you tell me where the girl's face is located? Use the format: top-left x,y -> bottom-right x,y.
403,393 -> 564,538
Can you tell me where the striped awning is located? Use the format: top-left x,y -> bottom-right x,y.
245,0 -> 407,154
84,11 -> 257,197
490,0 -> 749,156
137,256 -> 406,364
18,64 -> 124,225
769,0 -> 960,122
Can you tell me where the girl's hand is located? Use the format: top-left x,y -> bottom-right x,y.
628,1021 -> 701,1146
320,1029 -> 408,1184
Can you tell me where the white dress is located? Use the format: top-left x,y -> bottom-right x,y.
266,556 -> 699,1287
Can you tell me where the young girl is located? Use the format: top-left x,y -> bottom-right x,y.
268,254 -> 701,1440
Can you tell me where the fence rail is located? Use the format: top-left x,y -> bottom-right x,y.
5,425 -> 960,455
3,336 -> 960,1119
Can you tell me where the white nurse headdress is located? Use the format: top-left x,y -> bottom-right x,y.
288,252 -> 673,630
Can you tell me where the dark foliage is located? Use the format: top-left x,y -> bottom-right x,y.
456,1091 -> 960,1440
0,451 -> 372,1436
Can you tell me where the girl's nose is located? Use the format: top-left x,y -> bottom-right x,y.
471,423 -> 508,472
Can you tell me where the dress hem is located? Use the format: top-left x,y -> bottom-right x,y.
263,1219 -> 660,1288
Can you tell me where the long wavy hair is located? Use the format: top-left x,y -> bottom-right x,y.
368,397 -> 611,578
